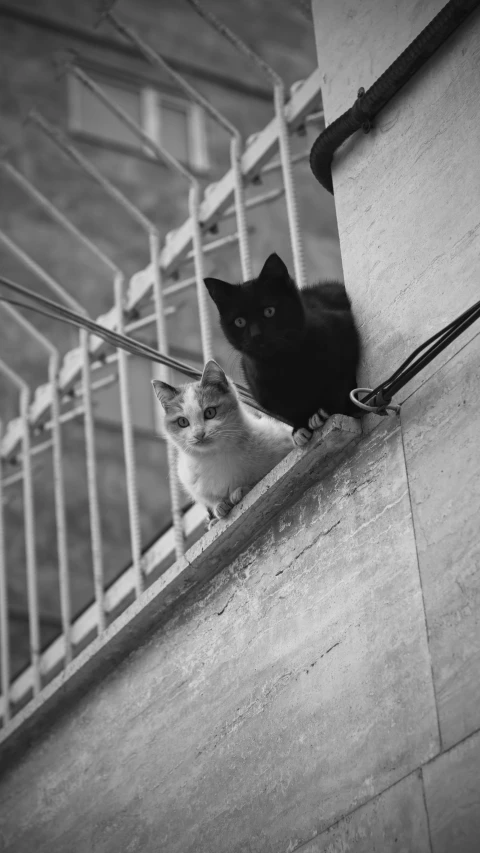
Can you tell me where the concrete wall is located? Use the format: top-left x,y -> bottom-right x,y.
1,0 -> 479,850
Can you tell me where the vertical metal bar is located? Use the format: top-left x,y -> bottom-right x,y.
0,360 -> 41,696
1,301 -> 73,666
80,329 -> 105,632
48,353 -> 72,663
150,232 -> 184,558
103,10 -> 252,280
114,273 -> 143,597
55,64 -> 214,359
189,183 -> 214,362
19,385 -> 41,696
27,112 -> 189,561
185,0 -> 307,289
0,420 -> 10,724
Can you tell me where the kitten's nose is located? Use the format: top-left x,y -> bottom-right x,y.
250,323 -> 261,337
193,429 -> 205,441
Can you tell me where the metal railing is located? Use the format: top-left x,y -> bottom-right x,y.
0,3 -> 323,735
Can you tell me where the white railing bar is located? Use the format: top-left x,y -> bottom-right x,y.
261,150 -> 309,175
125,306 -> 175,335
0,361 -> 41,696
0,70 -> 323,462
114,272 -> 143,595
0,230 -> 88,316
150,232 -> 185,557
186,0 -> 307,288
78,328 -> 105,633
64,59 -> 213,362
0,234 -> 105,645
0,144 -> 144,605
104,10 -> 252,280
0,420 -> 10,723
0,160 -> 119,276
26,109 -> 176,577
0,502 -> 205,720
0,303 -> 72,663
221,187 -> 285,221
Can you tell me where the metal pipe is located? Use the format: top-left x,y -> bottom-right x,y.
0,360 -> 40,695
185,0 -> 307,289
0,420 -> 10,724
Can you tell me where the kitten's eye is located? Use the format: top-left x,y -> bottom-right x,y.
204,406 -> 217,420
234,317 -> 246,328
177,416 -> 189,428
264,306 -> 275,318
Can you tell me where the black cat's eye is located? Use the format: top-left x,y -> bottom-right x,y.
204,406 -> 217,420
234,317 -> 246,328
263,306 -> 275,318
177,416 -> 189,428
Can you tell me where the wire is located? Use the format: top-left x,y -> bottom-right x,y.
0,273 -> 288,422
355,297 -> 480,411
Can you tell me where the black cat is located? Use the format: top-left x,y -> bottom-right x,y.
204,253 -> 360,445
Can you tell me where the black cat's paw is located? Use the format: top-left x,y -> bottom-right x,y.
308,408 -> 329,431
293,426 -> 313,447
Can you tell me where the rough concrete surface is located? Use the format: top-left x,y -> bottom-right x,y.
424,728 -> 480,853
402,333 -> 480,750
0,418 -> 439,853
299,770 -> 431,853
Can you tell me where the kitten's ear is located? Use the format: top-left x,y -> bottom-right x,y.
151,380 -> 179,409
258,253 -> 291,284
201,360 -> 229,393
204,277 -> 234,309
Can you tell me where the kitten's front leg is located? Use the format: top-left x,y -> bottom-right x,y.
229,485 -> 250,505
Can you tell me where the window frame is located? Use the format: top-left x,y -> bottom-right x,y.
67,68 -> 209,173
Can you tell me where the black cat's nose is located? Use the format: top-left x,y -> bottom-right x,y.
249,323 -> 261,338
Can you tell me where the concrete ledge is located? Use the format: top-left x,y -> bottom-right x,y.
0,414 -> 361,772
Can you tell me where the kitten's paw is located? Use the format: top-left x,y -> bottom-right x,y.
229,486 -> 250,506
207,516 -> 219,530
308,408 -> 329,431
214,499 -> 232,519
293,427 -> 313,447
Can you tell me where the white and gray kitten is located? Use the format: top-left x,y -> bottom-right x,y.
152,360 -> 293,525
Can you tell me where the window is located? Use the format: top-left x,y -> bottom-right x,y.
68,71 -> 209,171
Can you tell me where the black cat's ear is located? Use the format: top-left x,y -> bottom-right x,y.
151,380 -> 179,409
201,360 -> 229,393
204,277 -> 234,309
258,253 -> 290,283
